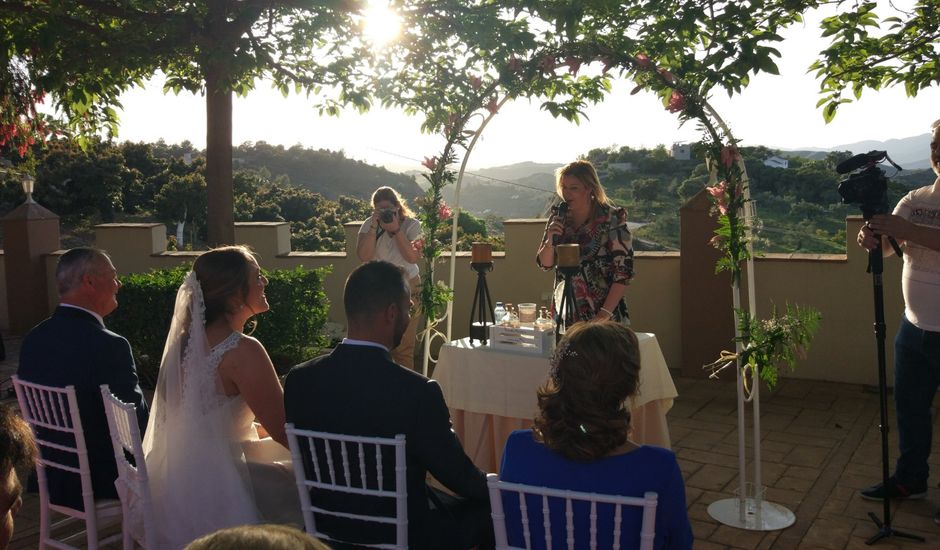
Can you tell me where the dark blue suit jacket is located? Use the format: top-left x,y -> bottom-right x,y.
284,344 -> 488,549
17,305 -> 149,510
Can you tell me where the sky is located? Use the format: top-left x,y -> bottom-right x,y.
110,2 -> 940,173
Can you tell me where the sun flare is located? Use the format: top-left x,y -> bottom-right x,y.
363,1 -> 401,48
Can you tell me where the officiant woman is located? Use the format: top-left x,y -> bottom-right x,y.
536,160 -> 635,324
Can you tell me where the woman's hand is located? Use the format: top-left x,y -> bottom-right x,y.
857,224 -> 879,251
544,218 -> 564,244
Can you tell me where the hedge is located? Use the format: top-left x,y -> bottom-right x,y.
107,264 -> 331,387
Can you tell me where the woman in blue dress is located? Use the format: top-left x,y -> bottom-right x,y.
499,322 -> 693,549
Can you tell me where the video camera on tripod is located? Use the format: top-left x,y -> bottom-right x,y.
836,150 -> 902,217
836,150 -> 904,257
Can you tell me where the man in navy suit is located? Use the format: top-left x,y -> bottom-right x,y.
285,261 -> 493,550
17,247 -> 148,511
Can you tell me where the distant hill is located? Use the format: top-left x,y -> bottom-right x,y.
469,161 -> 562,184
233,141 -> 423,201
440,170 -> 556,218
782,133 -> 932,170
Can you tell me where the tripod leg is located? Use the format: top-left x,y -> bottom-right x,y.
863,247 -> 926,545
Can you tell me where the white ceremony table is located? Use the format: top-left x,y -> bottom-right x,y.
433,332 -> 678,473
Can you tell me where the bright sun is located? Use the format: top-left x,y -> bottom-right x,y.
363,1 -> 401,48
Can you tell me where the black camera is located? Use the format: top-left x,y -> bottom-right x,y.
379,208 -> 396,224
836,150 -> 901,218
838,166 -> 889,215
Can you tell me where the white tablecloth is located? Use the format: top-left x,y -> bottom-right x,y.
433,332 -> 678,472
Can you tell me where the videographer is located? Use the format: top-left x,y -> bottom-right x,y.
856,120 -> 940,524
357,186 -> 422,369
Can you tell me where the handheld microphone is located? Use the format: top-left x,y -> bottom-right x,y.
836,150 -> 887,174
552,201 -> 569,246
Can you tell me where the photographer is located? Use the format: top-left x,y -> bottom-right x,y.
856,120 -> 940,524
357,186 -> 422,369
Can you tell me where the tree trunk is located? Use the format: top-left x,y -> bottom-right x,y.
205,66 -> 234,246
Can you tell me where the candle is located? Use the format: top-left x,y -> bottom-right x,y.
556,243 -> 580,267
472,242 -> 492,263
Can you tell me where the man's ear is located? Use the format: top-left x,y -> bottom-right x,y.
383,301 -> 399,324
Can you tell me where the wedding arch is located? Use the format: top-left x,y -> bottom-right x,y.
381,0 -> 822,530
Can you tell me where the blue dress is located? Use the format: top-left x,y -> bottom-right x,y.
499,430 -> 693,550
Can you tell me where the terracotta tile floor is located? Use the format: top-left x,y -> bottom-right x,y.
4,336 -> 939,548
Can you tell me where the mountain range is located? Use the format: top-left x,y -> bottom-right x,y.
781,132 -> 932,170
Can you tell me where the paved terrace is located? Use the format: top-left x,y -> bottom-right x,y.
4,337 -> 940,549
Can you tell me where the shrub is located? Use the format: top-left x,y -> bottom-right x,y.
108,265 -> 330,387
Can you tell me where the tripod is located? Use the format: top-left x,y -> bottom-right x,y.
554,265 -> 580,343
864,230 -> 923,545
469,261 -> 495,345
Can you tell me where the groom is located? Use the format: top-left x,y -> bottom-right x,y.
17,247 -> 148,510
285,261 -> 493,550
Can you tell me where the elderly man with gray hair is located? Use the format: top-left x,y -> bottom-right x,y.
17,247 -> 148,511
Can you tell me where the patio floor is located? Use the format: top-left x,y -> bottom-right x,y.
3,335 -> 939,549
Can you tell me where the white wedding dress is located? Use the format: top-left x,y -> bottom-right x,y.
142,272 -> 298,549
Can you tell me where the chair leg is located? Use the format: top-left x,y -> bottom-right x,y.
38,502 -> 50,550
123,518 -> 133,550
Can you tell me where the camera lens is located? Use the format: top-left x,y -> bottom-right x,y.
380,210 -> 395,223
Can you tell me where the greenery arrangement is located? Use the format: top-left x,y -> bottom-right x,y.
107,264 -> 330,387
735,305 -> 822,389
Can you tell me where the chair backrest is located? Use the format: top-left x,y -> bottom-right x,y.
487,473 -> 658,550
12,376 -> 95,512
285,423 -> 408,549
100,384 -> 156,549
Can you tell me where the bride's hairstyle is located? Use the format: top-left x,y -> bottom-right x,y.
534,321 -> 640,461
192,245 -> 259,325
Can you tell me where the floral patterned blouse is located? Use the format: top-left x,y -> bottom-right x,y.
537,203 -> 635,323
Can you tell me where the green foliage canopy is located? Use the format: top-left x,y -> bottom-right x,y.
811,0 -> 940,121
0,0 -> 374,244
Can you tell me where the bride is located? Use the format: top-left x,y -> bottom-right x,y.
143,246 -> 299,548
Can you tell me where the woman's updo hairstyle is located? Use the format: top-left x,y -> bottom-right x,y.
534,321 -> 640,461
193,245 -> 258,325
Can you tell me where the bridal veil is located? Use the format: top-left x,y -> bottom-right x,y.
142,271 -> 259,548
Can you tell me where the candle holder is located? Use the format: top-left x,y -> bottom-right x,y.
469,261 -> 495,345
555,265 -> 580,343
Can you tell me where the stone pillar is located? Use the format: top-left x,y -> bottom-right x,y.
679,189 -> 734,378
2,201 -> 60,334
234,222 -> 291,257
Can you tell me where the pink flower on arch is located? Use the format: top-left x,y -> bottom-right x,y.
484,96 -> 500,115
666,90 -> 686,113
635,53 -> 653,70
438,203 -> 453,221
658,68 -> 675,83
422,156 -> 438,171
564,56 -> 582,76
507,56 -> 524,73
720,145 -> 740,169
707,180 -> 730,215
539,54 -> 557,73
469,75 -> 482,90
412,238 -> 425,255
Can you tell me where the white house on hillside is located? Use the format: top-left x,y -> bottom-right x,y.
671,142 -> 691,160
764,155 -> 789,169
